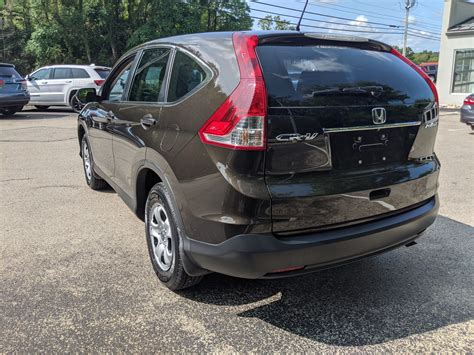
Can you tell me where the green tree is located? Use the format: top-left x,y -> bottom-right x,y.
0,0 -> 253,73
258,15 -> 294,31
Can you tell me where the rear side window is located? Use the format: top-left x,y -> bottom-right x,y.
31,68 -> 51,80
94,68 -> 110,79
167,51 -> 207,102
53,68 -> 73,79
256,46 -> 434,107
129,48 -> 170,102
72,68 -> 90,78
0,66 -> 21,79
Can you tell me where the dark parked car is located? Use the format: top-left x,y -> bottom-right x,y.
419,62 -> 438,82
77,32 -> 440,290
460,93 -> 474,130
0,63 -> 29,115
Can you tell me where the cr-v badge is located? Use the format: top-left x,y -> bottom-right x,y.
372,107 -> 387,124
276,133 -> 319,142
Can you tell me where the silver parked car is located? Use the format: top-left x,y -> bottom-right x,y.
26,64 -> 110,112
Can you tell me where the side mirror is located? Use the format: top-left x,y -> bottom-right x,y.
76,88 -> 99,103
25,75 -> 31,81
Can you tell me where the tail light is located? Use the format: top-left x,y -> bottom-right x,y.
464,96 -> 474,106
390,48 -> 438,105
94,79 -> 105,86
199,33 -> 267,150
20,80 -> 27,91
0,79 -> 4,87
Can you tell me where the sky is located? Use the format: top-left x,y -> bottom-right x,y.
247,0 -> 445,52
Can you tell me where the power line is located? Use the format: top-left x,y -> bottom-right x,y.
253,1 -> 402,28
301,0 -> 442,30
249,13 -> 405,35
249,2 -> 440,41
251,8 -> 404,32
253,0 -> 441,35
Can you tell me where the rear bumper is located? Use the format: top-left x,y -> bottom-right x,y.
0,93 -> 30,108
183,195 -> 439,279
460,107 -> 474,125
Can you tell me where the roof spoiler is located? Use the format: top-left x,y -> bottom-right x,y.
257,32 -> 392,52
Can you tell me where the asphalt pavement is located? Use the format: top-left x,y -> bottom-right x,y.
1,107 -> 473,352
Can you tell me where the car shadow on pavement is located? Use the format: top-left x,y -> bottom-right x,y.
1,107 -> 74,120
182,215 -> 474,346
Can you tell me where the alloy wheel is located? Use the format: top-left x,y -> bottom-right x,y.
149,203 -> 174,271
82,140 -> 92,182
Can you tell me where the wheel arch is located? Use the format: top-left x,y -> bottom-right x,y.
135,163 -> 208,276
135,166 -> 164,220
77,124 -> 86,155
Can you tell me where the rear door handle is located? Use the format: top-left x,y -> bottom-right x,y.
140,114 -> 158,129
65,80 -> 72,83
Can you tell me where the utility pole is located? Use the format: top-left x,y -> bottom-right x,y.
402,0 -> 416,56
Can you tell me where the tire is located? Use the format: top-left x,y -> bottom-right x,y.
81,135 -> 108,190
0,108 -> 17,116
35,105 -> 50,110
145,182 -> 203,291
70,94 -> 83,113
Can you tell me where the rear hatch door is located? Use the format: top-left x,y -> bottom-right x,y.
0,66 -> 25,97
257,35 -> 438,233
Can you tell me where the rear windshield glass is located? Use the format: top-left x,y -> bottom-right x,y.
256,46 -> 434,107
94,68 -> 110,79
0,66 -> 21,80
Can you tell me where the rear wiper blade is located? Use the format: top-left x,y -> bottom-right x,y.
342,86 -> 384,94
311,85 -> 384,96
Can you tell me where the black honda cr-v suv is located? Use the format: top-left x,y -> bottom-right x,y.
77,31 -> 440,290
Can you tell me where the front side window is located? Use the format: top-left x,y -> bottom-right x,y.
452,49 -> 474,93
167,50 -> 207,102
53,68 -> 73,79
129,48 -> 171,102
105,59 -> 134,101
31,68 -> 51,80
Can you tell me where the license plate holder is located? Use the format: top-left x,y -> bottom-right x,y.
329,127 -> 415,169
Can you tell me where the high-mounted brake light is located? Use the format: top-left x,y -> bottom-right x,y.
390,48 -> 438,105
199,33 -> 267,150
94,79 -> 105,86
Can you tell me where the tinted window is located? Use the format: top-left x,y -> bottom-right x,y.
0,66 -> 21,79
107,62 -> 132,101
72,68 -> 90,78
31,68 -> 51,80
167,51 -> 207,102
256,46 -> 434,107
53,68 -> 73,79
94,68 -> 110,79
129,48 -> 170,102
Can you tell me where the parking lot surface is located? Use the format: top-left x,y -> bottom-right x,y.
1,107 -> 473,352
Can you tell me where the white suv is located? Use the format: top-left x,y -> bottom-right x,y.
26,64 -> 110,111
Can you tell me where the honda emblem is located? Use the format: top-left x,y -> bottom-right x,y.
372,107 -> 386,125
